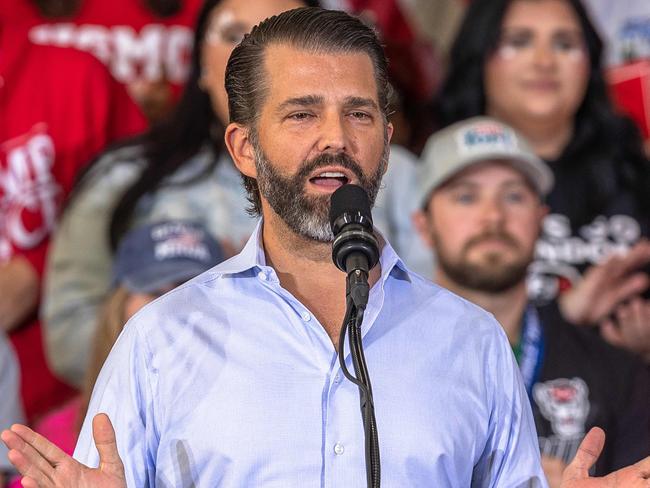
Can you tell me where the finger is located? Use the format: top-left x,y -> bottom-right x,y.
616,299 -> 647,341
7,448 -> 54,488
597,254 -> 627,279
616,241 -> 650,275
629,297 -> 645,320
93,413 -> 125,478
600,319 -> 625,348
9,424 -> 69,467
1,428 -> 21,450
562,427 -> 605,481
21,476 -> 43,488
609,273 -> 649,310
627,298 -> 647,338
2,430 -> 55,482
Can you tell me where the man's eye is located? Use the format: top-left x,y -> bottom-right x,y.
454,193 -> 476,204
349,111 -> 371,120
288,112 -> 313,121
504,192 -> 526,203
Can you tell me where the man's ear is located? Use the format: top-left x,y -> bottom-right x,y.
386,121 -> 394,144
224,122 -> 257,178
412,209 -> 436,250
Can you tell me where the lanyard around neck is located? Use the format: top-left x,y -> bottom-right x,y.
513,305 -> 545,397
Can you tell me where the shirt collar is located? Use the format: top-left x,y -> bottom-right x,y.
212,219 -> 411,284
212,219 -> 266,275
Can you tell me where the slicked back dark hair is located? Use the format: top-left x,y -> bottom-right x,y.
71,0 -> 320,250
225,7 -> 391,215
437,0 -> 650,222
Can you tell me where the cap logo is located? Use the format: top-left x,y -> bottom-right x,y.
456,122 -> 518,155
151,223 -> 211,262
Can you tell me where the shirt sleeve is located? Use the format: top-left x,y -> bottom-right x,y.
472,319 -> 549,488
73,318 -> 157,487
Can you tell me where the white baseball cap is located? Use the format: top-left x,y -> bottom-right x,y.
416,116 -> 554,208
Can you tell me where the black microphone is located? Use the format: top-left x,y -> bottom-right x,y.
330,184 -> 379,309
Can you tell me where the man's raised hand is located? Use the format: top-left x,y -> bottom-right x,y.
0,413 -> 126,488
561,427 -> 650,487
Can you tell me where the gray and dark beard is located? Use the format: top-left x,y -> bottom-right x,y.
251,140 -> 388,243
435,231 -> 531,293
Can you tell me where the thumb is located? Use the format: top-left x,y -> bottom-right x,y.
92,413 -> 125,478
562,427 -> 605,482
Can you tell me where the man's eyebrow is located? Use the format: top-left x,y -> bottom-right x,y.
343,96 -> 379,111
276,95 -> 324,112
442,179 -> 477,191
501,178 -> 538,194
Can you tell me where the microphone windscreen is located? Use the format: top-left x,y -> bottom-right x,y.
329,184 -> 372,229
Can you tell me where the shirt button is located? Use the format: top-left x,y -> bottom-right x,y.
257,271 -> 267,281
301,311 -> 311,322
333,443 -> 345,455
334,374 -> 341,383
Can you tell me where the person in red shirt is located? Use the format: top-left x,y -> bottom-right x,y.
1,0 -> 203,123
0,24 -> 147,419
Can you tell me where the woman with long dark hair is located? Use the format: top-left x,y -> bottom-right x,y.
42,0 -> 317,388
437,0 -> 650,353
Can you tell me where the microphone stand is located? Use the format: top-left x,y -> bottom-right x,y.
337,265 -> 381,488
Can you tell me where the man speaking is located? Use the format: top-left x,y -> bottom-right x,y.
3,7 -> 649,488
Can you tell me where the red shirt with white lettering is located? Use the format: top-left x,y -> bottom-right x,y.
0,30 -> 147,419
1,0 -> 202,97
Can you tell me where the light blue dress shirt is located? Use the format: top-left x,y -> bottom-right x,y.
74,222 -> 547,487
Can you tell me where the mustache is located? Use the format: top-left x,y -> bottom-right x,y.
296,152 -> 365,182
463,230 -> 520,253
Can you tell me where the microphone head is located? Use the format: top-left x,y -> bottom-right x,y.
329,184 -> 373,235
329,184 -> 379,273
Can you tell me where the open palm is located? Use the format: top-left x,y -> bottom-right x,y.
1,414 -> 125,488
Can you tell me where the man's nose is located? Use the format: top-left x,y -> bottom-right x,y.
317,113 -> 348,153
480,199 -> 506,227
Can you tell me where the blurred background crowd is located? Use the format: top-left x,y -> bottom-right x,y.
1,0 -> 649,486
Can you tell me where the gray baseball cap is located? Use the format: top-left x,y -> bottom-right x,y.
415,116 -> 554,208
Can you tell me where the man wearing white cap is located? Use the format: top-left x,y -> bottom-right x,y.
413,117 -> 650,486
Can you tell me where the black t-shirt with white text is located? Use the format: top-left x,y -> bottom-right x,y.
530,301 -> 650,474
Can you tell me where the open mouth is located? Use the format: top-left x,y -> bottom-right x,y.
309,171 -> 350,190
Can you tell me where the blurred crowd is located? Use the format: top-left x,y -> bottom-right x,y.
1,0 -> 649,486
